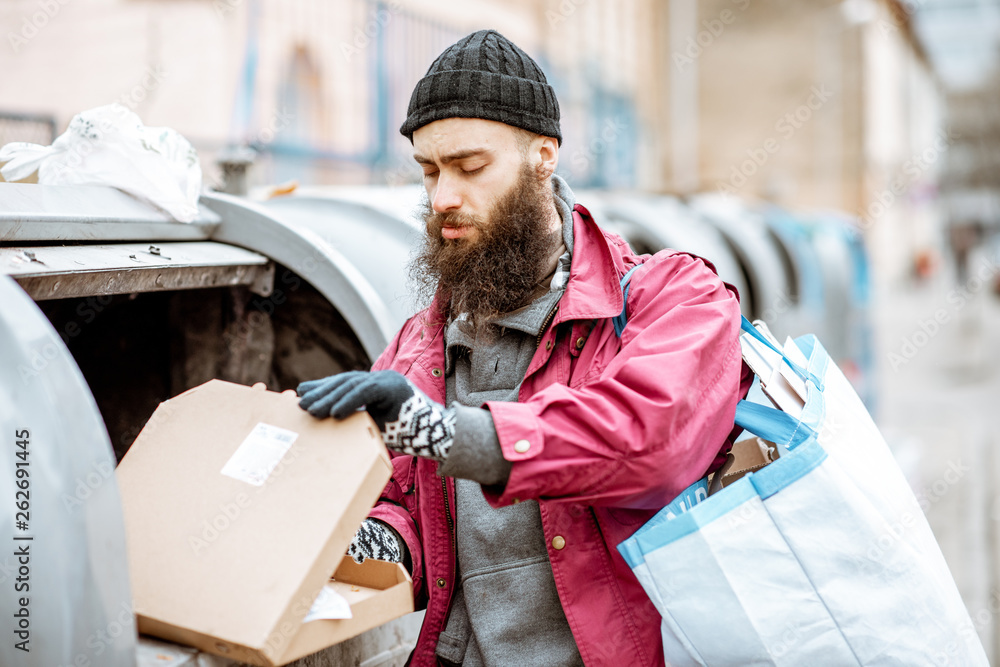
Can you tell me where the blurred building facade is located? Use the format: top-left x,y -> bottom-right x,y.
0,0 -> 942,283
942,76 -> 1000,229
650,0 -> 943,283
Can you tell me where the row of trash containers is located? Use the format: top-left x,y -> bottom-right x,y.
587,190 -> 875,409
281,185 -> 875,409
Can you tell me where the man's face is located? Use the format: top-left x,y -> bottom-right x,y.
412,118 -> 535,244
408,118 -> 563,323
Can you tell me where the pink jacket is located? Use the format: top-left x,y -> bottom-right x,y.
369,204 -> 752,666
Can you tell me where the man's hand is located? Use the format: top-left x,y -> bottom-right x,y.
296,370 -> 456,461
347,518 -> 404,564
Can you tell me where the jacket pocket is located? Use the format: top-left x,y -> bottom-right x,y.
460,556 -> 584,666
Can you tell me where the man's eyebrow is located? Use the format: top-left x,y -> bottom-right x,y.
413,148 -> 492,165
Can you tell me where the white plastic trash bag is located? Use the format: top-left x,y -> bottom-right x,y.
618,319 -> 988,666
0,103 -> 202,222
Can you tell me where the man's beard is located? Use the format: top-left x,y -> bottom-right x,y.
410,162 -> 561,325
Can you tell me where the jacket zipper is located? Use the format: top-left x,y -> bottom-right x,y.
535,304 -> 559,349
441,476 -> 456,557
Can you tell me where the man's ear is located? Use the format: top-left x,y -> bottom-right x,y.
535,135 -> 559,179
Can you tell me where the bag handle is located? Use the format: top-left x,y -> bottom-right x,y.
733,399 -> 814,449
614,264 -> 823,391
613,264 -> 643,337
740,315 -> 824,391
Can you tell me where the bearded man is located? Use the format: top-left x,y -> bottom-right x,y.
298,29 -> 751,667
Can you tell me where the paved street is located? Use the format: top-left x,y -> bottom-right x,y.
873,244 -> 1000,662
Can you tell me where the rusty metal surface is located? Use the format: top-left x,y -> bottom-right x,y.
2,241 -> 274,300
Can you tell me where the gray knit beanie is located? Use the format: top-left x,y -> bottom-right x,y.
399,30 -> 561,145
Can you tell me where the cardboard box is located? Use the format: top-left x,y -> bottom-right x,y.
116,379 -> 414,666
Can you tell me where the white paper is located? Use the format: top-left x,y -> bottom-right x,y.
740,325 -> 807,418
303,583 -> 353,622
782,335 -> 810,366
739,334 -> 777,381
220,422 -> 298,486
764,366 -> 805,419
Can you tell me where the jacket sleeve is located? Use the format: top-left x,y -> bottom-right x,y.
483,251 -> 746,510
366,455 -> 425,604
366,317 -> 426,602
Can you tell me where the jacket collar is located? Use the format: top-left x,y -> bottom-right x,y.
554,203 -> 629,325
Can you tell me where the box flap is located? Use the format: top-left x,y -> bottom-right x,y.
117,379 -> 392,661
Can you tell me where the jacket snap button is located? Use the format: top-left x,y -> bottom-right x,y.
575,336 -> 586,350
552,536 -> 566,550
512,498 -> 520,504
436,578 -> 446,588
513,439 -> 531,454
545,340 -> 552,351
431,367 -> 442,377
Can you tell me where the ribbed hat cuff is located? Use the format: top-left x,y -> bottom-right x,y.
400,70 -> 561,144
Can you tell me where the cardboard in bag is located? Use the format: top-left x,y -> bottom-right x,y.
709,437 -> 779,495
727,437 -> 776,480
116,379 -> 414,666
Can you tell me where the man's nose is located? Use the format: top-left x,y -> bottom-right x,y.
432,174 -> 462,213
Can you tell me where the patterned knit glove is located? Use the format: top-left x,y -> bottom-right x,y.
347,518 -> 404,564
297,370 -> 456,461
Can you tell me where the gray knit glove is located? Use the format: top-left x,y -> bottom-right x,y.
347,518 -> 405,564
298,370 -> 456,461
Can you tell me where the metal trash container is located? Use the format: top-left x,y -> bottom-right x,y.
807,212 -> 875,408
0,182 -> 427,666
688,193 -> 798,338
